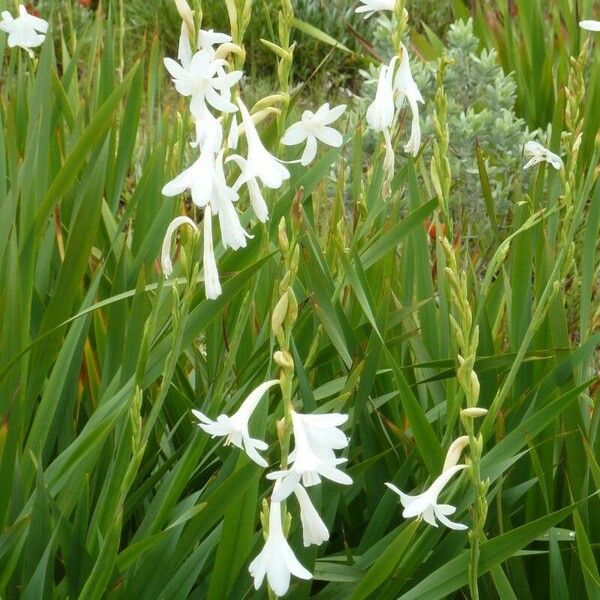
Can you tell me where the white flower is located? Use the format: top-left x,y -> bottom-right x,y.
267,410 -> 352,501
394,44 -> 424,156
161,216 -> 198,278
355,0 -> 396,19
211,151 -> 251,250
580,20 -> 600,32
163,48 -> 243,117
385,464 -> 468,530
282,103 -> 346,166
235,98 -> 290,189
249,494 -> 312,596
202,205 -> 222,300
523,141 -> 563,171
366,58 -> 396,132
162,143 -> 217,208
228,155 -> 269,223
0,4 -> 48,49
192,380 -> 279,467
294,484 -> 329,547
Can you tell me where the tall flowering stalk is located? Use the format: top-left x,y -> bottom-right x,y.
429,54 -> 487,598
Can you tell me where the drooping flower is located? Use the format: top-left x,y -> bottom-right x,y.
0,4 -> 48,49
267,410 -> 352,501
228,155 -> 269,223
235,98 -> 290,189
366,58 -> 397,174
294,484 -> 329,547
355,0 -> 396,20
282,103 -> 346,166
202,205 -> 222,300
162,142 -> 217,208
385,464 -> 468,530
249,493 -> 312,596
160,216 -> 198,278
394,44 -> 424,156
580,20 -> 600,32
192,380 -> 280,467
366,58 -> 397,133
211,150 -> 251,250
523,141 -> 563,171
163,47 -> 243,117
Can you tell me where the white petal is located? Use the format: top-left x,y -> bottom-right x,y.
384,482 -> 415,509
321,104 -> 346,125
242,434 -> 269,467
315,126 -> 343,148
271,471 -> 302,501
300,136 -> 318,166
202,206 -> 222,300
580,20 -> 600,32
434,506 -> 468,530
282,122 -> 309,146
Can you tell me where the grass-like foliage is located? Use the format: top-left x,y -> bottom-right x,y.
0,0 -> 598,599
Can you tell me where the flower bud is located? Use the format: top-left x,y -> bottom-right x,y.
278,218 -> 289,254
287,288 -> 298,325
273,350 -> 294,370
174,0 -> 195,40
442,435 -> 469,472
470,371 -> 480,402
461,407 -> 488,418
271,292 -> 289,339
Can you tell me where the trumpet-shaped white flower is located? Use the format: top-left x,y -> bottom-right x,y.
202,205 -> 222,300
282,103 -> 346,166
523,141 -> 563,171
161,216 -> 198,278
385,464 -> 468,530
164,47 -> 243,117
192,380 -> 279,467
0,4 -> 48,49
355,0 -> 396,19
228,155 -> 269,222
235,98 -> 290,189
211,151 -> 251,250
580,20 -> 600,32
249,494 -> 312,596
394,44 -> 424,156
162,143 -> 217,208
366,58 -> 396,132
267,410 -> 352,501
294,484 -> 329,547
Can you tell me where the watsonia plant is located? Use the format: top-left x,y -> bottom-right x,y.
0,0 -> 598,599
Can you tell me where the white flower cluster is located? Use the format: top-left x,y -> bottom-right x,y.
357,5 -> 424,182
0,4 -> 48,50
192,381 -> 352,596
160,17 -> 346,300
